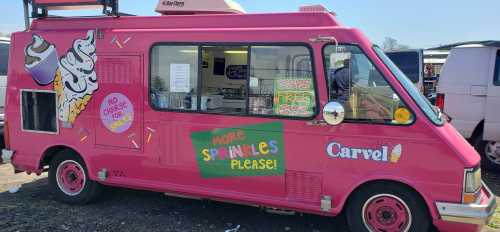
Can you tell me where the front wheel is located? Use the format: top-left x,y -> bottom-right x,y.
474,136 -> 500,171
49,150 -> 101,204
346,183 -> 430,232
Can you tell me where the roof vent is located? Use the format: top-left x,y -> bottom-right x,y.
299,4 -> 335,15
156,0 -> 246,15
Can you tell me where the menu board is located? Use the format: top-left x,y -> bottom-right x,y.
273,79 -> 315,117
170,63 -> 190,93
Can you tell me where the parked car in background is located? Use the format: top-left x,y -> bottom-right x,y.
437,43 -> 500,171
0,37 -> 9,149
386,49 -> 424,93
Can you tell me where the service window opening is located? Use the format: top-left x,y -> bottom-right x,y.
200,46 -> 249,115
21,90 -> 58,133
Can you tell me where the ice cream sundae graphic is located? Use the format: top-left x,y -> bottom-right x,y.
24,30 -> 98,124
24,35 -> 59,85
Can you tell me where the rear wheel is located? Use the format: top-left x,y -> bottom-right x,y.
346,183 -> 430,232
49,150 -> 101,204
473,136 -> 500,171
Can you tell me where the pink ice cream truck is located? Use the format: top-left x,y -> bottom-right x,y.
1,0 -> 496,231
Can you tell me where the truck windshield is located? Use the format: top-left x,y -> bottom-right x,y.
373,46 -> 444,125
385,51 -> 420,83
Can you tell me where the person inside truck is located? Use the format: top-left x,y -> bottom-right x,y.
331,58 -> 352,106
327,46 -> 402,123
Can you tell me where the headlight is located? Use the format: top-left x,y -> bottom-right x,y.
463,168 -> 482,204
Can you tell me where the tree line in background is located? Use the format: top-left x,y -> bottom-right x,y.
382,37 -> 410,51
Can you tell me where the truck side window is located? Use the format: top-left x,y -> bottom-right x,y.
0,43 -> 8,76
150,45 -> 199,110
199,46 -> 249,115
324,45 -> 414,125
250,46 -> 316,117
494,50 -> 500,86
150,44 -> 317,118
21,90 -> 57,133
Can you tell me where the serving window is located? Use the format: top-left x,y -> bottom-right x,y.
150,44 -> 317,118
21,90 -> 58,133
150,46 -> 199,111
250,46 -> 315,117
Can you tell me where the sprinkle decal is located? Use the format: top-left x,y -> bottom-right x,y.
146,127 -> 156,144
110,36 -> 131,49
191,122 -> 285,178
78,128 -> 90,142
326,142 -> 403,164
100,93 -> 134,134
128,133 -> 139,149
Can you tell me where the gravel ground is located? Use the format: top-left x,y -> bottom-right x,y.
0,163 -> 499,232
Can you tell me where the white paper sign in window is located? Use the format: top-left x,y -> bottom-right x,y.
170,63 -> 191,93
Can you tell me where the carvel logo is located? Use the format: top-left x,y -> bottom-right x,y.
162,0 -> 185,7
326,142 -> 403,163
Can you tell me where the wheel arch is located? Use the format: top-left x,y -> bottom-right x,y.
40,144 -> 91,173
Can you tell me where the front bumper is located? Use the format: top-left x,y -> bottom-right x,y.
436,182 -> 497,225
1,149 -> 13,164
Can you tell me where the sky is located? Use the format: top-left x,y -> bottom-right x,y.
1,0 -> 499,48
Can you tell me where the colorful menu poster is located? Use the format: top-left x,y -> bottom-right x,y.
274,79 -> 315,117
191,122 -> 285,178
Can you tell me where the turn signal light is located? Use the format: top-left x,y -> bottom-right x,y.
463,191 -> 480,204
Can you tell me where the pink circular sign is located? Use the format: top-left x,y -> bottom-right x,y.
100,93 -> 134,133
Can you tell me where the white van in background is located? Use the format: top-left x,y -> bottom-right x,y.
0,37 -> 9,148
437,43 -> 500,171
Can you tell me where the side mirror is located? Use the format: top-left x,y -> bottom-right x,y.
323,102 -> 345,125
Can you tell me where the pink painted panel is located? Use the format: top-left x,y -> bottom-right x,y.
94,56 -> 143,150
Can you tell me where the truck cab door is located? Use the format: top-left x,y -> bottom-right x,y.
484,49 -> 500,141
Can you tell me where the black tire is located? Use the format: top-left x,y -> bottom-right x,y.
473,135 -> 500,171
346,183 -> 430,232
48,150 -> 101,204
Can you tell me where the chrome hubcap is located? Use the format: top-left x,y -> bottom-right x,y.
362,194 -> 412,232
56,160 -> 86,196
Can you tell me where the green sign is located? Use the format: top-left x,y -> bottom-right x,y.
274,79 -> 315,117
191,122 -> 285,178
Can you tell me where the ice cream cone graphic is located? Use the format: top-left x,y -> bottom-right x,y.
56,30 -> 98,124
390,144 -> 402,163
